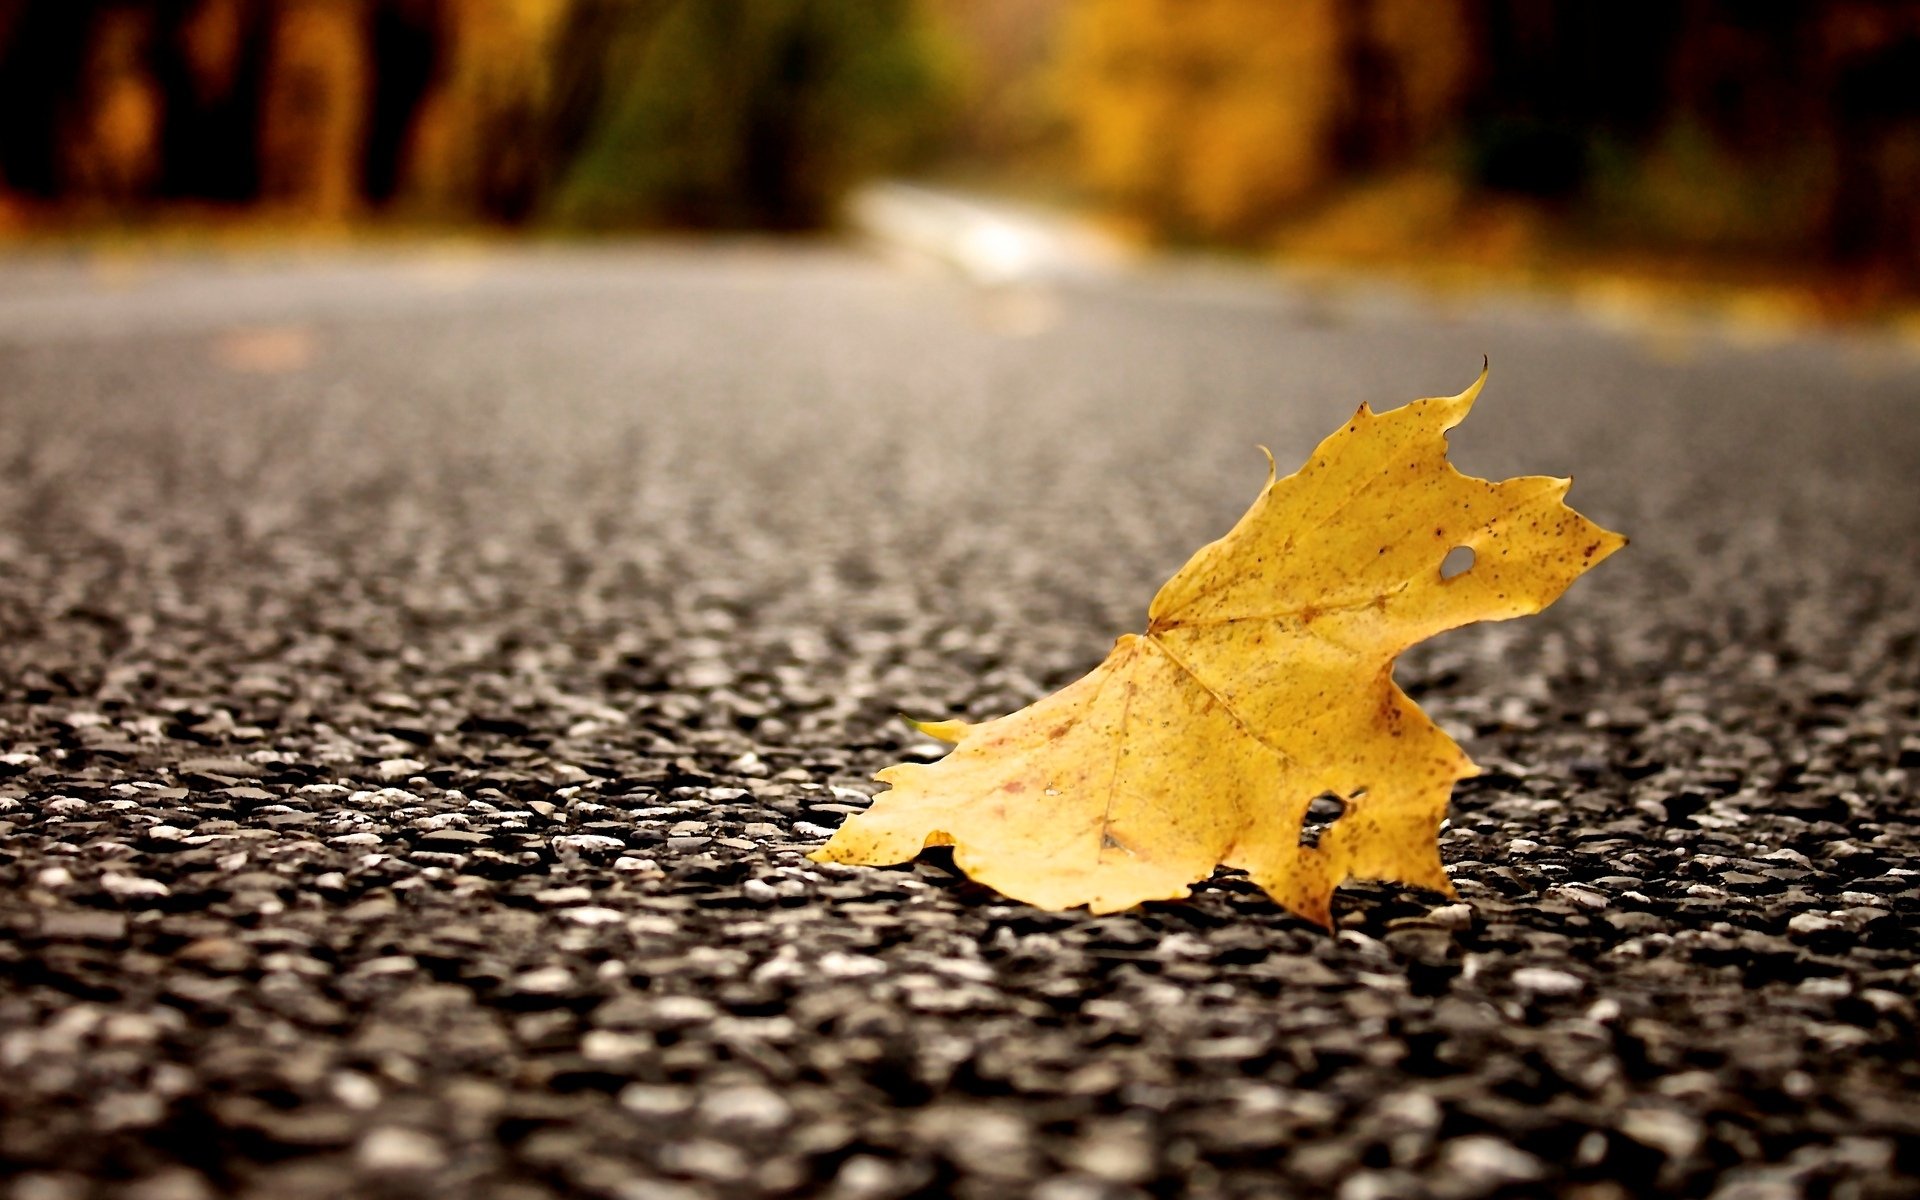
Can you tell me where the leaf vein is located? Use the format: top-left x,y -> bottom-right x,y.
1144,634 -> 1301,768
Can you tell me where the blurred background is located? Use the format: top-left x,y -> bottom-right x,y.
2,0 -> 1919,310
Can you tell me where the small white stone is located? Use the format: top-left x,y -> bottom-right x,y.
355,956 -> 418,976
679,660 -> 729,687
1069,1121 -> 1157,1182
357,1127 -> 447,1172
582,1031 -> 651,1063
1338,1171 -> 1409,1200
610,1183 -> 703,1200
1548,884 -> 1610,910
1424,903 -> 1473,930
1032,1180 -> 1110,1200
1371,1090 -> 1442,1133
100,1012 -> 172,1044
332,1072 -> 382,1110
510,966 -> 575,994
95,1092 -> 165,1131
1511,966 -> 1584,996
1618,1107 -> 1703,1160
817,951 -> 887,979
649,995 -> 719,1025
559,906 -> 625,926
1787,913 -> 1842,937
831,1156 -> 900,1200
1440,1135 -> 1545,1185
698,1084 -> 791,1131
100,873 -> 170,899
552,834 -> 625,853
658,1138 -> 748,1182
914,1108 -> 1031,1175
1704,1168 -> 1800,1200
619,1083 -> 693,1117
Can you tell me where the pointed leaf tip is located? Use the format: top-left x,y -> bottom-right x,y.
1429,360 -> 1489,430
904,715 -> 970,743
1460,360 -> 1489,404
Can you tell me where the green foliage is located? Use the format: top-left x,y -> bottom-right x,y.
553,0 -> 956,230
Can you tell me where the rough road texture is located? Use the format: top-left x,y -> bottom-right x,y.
0,247 -> 1916,1200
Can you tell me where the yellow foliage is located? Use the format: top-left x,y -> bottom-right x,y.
813,370 -> 1625,924
1367,0 -> 1474,145
405,0 -> 573,211
1059,0 -> 1343,234
179,0 -> 247,104
258,0 -> 369,217
1057,0 -> 1474,239
70,10 -> 163,201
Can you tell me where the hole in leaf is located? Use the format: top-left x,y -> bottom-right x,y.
1299,792 -> 1346,848
1441,545 -> 1475,579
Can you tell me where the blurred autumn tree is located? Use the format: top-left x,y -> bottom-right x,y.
1057,0 -> 1470,240
1056,0 -> 1920,280
554,0 -> 954,229
3,0 -> 1918,284
920,0 -> 1064,184
0,0 -> 954,229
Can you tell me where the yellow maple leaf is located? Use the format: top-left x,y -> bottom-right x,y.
812,369 -> 1625,925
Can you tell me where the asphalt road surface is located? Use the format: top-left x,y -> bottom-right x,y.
0,244 -> 1916,1200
